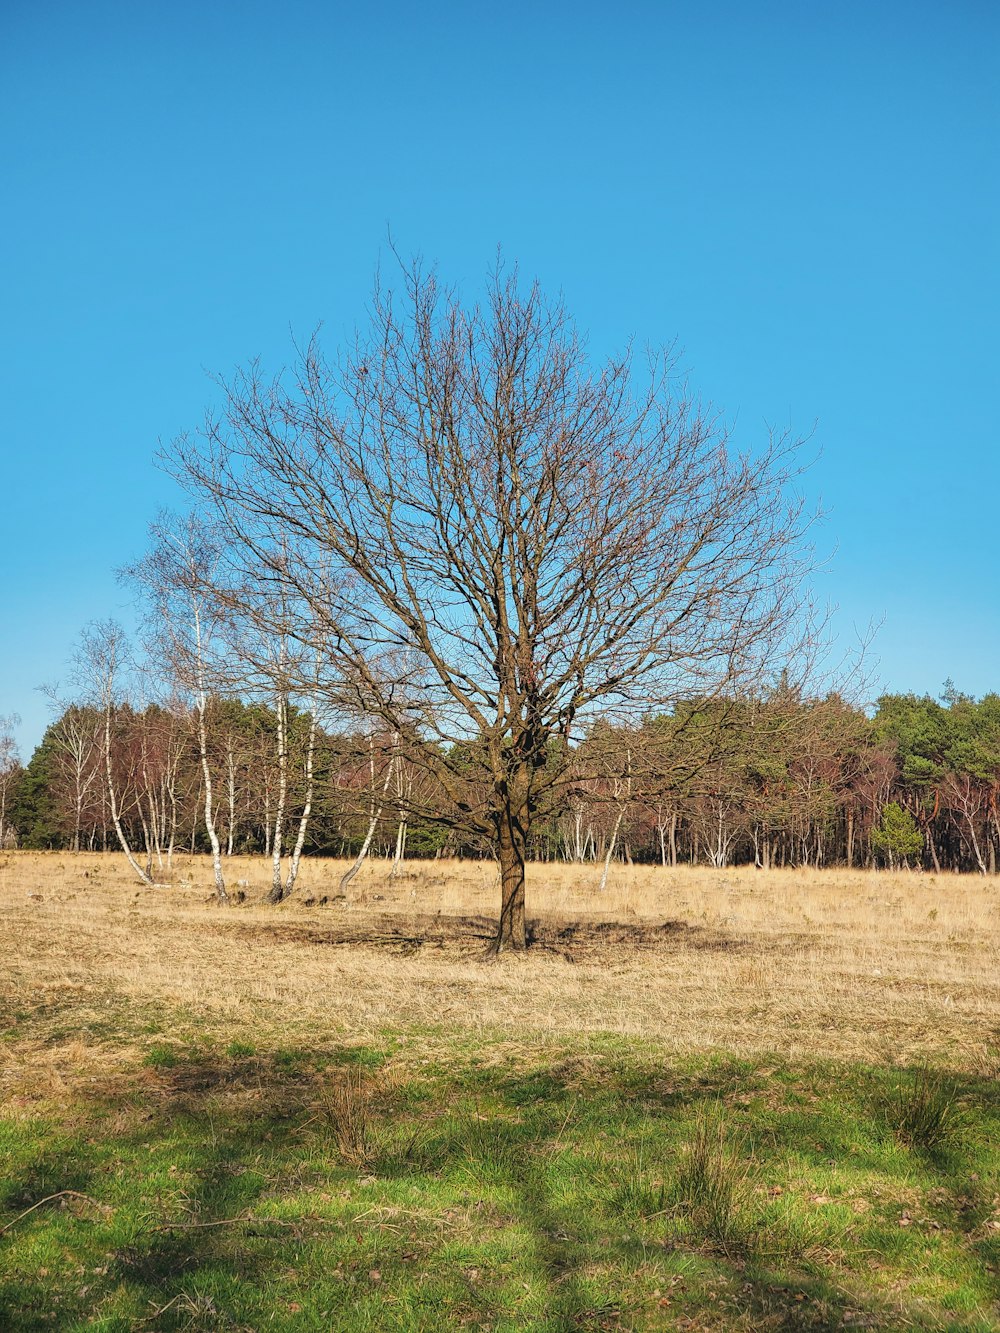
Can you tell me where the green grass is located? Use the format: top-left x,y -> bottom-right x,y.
2,1026 -> 1000,1330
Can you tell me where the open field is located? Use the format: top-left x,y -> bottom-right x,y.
2,853 -> 1000,1330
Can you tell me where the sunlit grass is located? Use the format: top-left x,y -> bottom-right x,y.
1,852 -> 999,1327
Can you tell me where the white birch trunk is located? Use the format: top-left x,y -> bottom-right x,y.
340,739 -> 396,895
598,803 -> 626,892
104,701 -> 153,886
284,701 -> 317,897
269,691 -> 288,902
193,602 -> 227,903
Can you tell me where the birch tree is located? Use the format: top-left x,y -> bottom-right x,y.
127,516 -> 229,902
168,259 -> 814,950
77,623 -> 155,885
0,715 -> 20,849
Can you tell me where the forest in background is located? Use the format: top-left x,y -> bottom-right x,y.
4,679 -> 1000,877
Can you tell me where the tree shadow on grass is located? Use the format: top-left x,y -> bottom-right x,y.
1,1049 -> 999,1330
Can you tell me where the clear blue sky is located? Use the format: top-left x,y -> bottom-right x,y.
2,0 -> 997,758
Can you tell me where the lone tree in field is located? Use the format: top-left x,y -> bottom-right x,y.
169,261 -> 812,951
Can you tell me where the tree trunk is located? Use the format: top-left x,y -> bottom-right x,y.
268,693 -> 288,903
226,742 -> 236,857
390,819 -> 407,876
493,805 -> 527,952
926,827 -> 941,873
846,808 -> 854,868
339,807 -> 383,894
166,769 -> 178,870
573,806 -> 584,863
284,704 -> 317,897
599,803 -> 627,892
140,814 -> 153,879
197,704 -> 227,903
965,814 -> 988,875
104,707 -> 153,887
73,783 -> 82,854
339,742 -> 395,895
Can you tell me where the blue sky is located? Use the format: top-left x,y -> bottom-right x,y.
2,0 -> 998,757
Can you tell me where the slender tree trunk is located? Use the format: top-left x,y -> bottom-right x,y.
147,791 -> 163,870
573,806 -> 584,863
846,808 -> 854,868
104,707 -> 153,886
340,804 -> 384,894
268,693 -> 288,903
390,819 -> 407,876
599,803 -> 627,892
166,771 -> 178,870
926,826 -> 941,873
73,776 -> 82,854
965,814 -> 988,875
226,742 -> 236,857
187,597 -> 227,903
197,701 -> 227,902
140,814 -> 154,879
284,704 -> 317,897
340,741 -> 395,895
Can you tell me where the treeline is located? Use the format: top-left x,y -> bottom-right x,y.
6,682 -> 1000,875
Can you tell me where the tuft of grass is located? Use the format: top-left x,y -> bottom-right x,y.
225,1038 -> 256,1058
887,1063 -> 962,1151
614,1139 -> 668,1219
457,1102 -> 523,1182
672,1111 -> 755,1250
310,1067 -> 374,1165
142,1042 -> 180,1069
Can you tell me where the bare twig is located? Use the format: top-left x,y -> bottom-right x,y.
0,1190 -> 111,1235
148,1213 -> 339,1233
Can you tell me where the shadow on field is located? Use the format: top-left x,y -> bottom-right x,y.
2,1046 -> 999,1330
218,909 -> 753,964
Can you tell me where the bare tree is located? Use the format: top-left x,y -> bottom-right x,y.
0,715 -> 20,848
210,571 -> 327,903
39,691 -> 104,853
76,623 -> 155,885
168,260 -> 813,950
126,515 -> 229,902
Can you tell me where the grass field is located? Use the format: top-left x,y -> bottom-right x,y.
1,852 -> 999,1330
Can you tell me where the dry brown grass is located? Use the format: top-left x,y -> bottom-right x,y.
1,850 -> 999,1104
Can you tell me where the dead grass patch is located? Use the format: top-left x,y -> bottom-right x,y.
1,851 -> 999,1090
